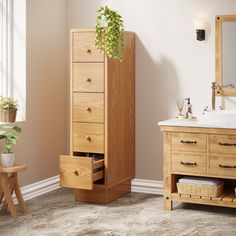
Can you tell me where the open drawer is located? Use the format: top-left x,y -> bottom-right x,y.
60,155 -> 104,190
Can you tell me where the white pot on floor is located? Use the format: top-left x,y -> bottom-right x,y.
1,153 -> 15,167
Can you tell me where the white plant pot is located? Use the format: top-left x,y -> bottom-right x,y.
1,153 -> 15,167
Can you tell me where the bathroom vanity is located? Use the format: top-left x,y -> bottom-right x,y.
59,29 -> 135,203
159,119 -> 236,210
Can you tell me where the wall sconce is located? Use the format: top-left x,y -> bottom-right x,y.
194,18 -> 207,41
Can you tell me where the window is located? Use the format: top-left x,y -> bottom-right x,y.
0,0 -> 13,97
0,0 -> 26,121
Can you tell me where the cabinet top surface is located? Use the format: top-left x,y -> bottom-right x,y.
158,118 -> 236,130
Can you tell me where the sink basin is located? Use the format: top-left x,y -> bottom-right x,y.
197,110 -> 236,125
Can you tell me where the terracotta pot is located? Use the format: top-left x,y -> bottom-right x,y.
0,109 -> 17,123
1,153 -> 15,167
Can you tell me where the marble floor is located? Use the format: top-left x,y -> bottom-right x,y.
0,188 -> 236,236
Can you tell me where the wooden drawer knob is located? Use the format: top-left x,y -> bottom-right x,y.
86,78 -> 91,82
86,107 -> 92,112
86,136 -> 92,142
74,170 -> 79,176
86,49 -> 91,53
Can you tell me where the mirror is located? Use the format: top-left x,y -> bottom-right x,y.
215,15 -> 236,96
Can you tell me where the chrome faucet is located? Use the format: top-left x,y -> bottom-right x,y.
212,82 -> 216,110
211,82 -> 222,110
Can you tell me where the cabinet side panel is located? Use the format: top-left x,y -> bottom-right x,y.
106,32 -> 135,186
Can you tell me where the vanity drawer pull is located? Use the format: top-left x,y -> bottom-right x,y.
86,78 -> 91,82
219,142 -> 236,146
74,170 -> 80,176
180,161 -> 197,166
219,164 -> 236,169
180,140 -> 197,144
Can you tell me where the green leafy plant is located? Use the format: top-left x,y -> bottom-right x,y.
0,96 -> 18,111
95,6 -> 124,61
0,125 -> 21,153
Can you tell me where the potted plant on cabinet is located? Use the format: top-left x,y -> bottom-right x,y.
0,125 -> 21,167
95,6 -> 124,61
0,96 -> 18,123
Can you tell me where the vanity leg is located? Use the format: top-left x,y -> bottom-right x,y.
164,198 -> 172,210
163,132 -> 173,211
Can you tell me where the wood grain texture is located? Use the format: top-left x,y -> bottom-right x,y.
73,93 -> 104,123
73,63 -> 104,92
73,32 -> 104,62
215,15 -> 236,96
60,155 -> 93,190
64,29 -> 135,203
74,179 -> 131,204
209,155 -> 236,177
106,32 -> 135,186
160,124 -> 236,210
171,152 -> 207,174
73,123 -> 104,153
209,134 -> 236,155
171,133 -> 207,153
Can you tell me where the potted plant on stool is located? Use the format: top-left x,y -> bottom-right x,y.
0,96 -> 18,123
0,125 -> 22,167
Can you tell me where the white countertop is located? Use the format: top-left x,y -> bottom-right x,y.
158,118 -> 236,129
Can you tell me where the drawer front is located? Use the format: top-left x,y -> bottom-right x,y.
73,63 -> 104,92
171,152 -> 206,174
210,134 -> 236,155
73,32 -> 104,62
73,93 -> 104,123
73,123 -> 104,153
60,155 -> 104,190
209,155 -> 236,177
172,133 -> 207,153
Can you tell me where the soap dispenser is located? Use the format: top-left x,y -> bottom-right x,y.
185,98 -> 193,119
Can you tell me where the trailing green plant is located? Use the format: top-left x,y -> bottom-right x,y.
0,125 -> 21,153
0,96 -> 18,111
95,6 -> 124,61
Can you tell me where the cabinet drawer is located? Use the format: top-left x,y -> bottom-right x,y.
210,135 -> 236,155
73,32 -> 104,62
73,93 -> 104,123
172,133 -> 207,153
171,152 -> 206,174
209,156 -> 236,177
60,155 -> 104,190
73,63 -> 104,92
73,123 -> 104,153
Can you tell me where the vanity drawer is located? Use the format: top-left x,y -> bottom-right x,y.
210,134 -> 236,155
171,152 -> 206,174
171,133 -> 207,153
73,63 -> 104,92
209,155 -> 236,177
73,123 -> 104,153
60,155 -> 104,190
73,93 -> 104,123
73,32 -> 104,62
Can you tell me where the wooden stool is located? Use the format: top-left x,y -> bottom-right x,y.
0,164 -> 27,218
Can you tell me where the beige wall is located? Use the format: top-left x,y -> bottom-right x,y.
67,0 -> 236,181
15,0 -> 68,186
12,0 -> 236,186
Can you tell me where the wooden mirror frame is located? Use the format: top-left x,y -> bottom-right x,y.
215,15 -> 236,96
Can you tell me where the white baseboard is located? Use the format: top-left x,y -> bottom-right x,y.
15,176 -> 163,202
131,179 -> 163,195
13,175 -> 60,202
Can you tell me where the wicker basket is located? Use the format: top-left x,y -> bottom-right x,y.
0,109 -> 17,123
177,182 -> 224,197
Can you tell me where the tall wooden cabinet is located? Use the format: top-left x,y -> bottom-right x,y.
60,29 -> 135,203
